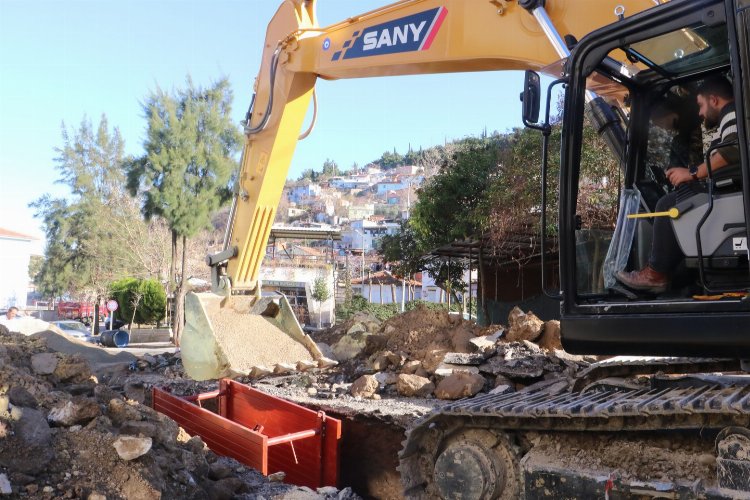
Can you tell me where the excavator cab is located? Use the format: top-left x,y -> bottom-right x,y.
550,0 -> 750,357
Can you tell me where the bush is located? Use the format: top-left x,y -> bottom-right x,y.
109,277 -> 166,325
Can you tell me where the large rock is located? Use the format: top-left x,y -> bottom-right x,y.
538,320 -> 562,351
30,353 -> 57,375
350,375 -> 379,398
396,374 -> 435,397
506,307 -> 544,342
422,349 -> 448,373
435,372 -> 486,400
107,398 -> 143,426
113,436 -> 152,460
332,330 -> 371,361
48,397 -> 101,426
401,360 -> 422,375
346,323 -> 366,335
8,387 -> 37,409
0,407 -> 53,474
53,355 -> 92,383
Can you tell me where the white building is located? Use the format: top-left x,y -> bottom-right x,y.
352,271 -> 422,304
259,265 -> 335,328
0,228 -> 35,309
342,219 -> 400,252
421,268 -> 479,305
288,183 -> 321,204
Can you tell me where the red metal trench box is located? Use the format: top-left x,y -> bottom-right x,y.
152,379 -> 341,488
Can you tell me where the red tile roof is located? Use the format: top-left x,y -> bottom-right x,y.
0,228 -> 36,241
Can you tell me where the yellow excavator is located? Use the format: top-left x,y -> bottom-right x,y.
184,0 -> 750,497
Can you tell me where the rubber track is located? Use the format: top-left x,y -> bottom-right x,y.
399,358 -> 750,497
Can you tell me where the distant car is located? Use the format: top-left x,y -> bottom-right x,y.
51,320 -> 91,339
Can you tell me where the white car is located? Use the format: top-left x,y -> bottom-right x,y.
51,320 -> 91,340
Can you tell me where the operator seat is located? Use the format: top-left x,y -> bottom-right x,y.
671,165 -> 748,284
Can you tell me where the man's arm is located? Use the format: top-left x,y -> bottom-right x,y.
666,152 -> 730,186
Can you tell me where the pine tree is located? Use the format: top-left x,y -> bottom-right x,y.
126,77 -> 242,344
31,116 -> 143,329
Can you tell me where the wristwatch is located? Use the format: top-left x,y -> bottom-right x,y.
689,165 -> 699,181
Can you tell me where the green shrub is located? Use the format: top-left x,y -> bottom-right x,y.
336,296 -> 473,323
109,277 -> 166,325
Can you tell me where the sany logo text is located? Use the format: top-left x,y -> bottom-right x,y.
362,21 -> 427,51
331,7 -> 447,61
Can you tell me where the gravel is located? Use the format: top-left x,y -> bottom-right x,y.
211,311 -> 313,372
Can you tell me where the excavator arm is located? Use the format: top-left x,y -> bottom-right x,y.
184,0 -> 658,382
213,0 -> 659,295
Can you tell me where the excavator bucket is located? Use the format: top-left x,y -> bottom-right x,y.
182,291 -> 325,381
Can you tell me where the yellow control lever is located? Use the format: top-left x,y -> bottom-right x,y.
627,207 -> 680,219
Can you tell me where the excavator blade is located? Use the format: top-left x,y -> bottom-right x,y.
182,291 -> 325,381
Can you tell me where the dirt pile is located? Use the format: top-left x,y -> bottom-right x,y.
303,305 -> 586,401
0,325 -> 358,499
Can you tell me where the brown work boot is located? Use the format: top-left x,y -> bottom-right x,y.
615,266 -> 669,294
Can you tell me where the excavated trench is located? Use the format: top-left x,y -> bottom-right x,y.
326,411 -> 406,500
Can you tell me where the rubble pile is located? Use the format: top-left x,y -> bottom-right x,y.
309,305 -> 590,401
0,325 -> 358,499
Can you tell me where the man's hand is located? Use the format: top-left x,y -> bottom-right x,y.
666,167 -> 693,186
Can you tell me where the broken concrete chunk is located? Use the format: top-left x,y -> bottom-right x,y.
273,363 -> 296,375
396,374 -> 435,398
30,353 -> 57,375
443,352 -> 487,365
350,375 -> 379,398
506,307 -> 544,342
249,365 -> 273,378
435,372 -> 486,400
48,398 -> 101,427
434,363 -> 480,378
113,436 -> 152,460
374,372 -> 398,387
296,360 -> 317,372
479,355 -> 546,379
469,330 -> 504,353
316,357 -> 338,369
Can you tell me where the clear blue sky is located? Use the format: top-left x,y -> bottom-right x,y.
0,0 -> 528,253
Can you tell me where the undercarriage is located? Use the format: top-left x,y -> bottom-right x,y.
400,358 -> 750,499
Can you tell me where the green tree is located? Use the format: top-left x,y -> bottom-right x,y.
126,77 -> 242,343
321,158 -> 339,177
310,277 -> 331,327
31,116 -> 142,328
373,149 -> 404,170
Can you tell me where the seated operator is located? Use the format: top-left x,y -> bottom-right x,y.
616,76 -> 738,294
